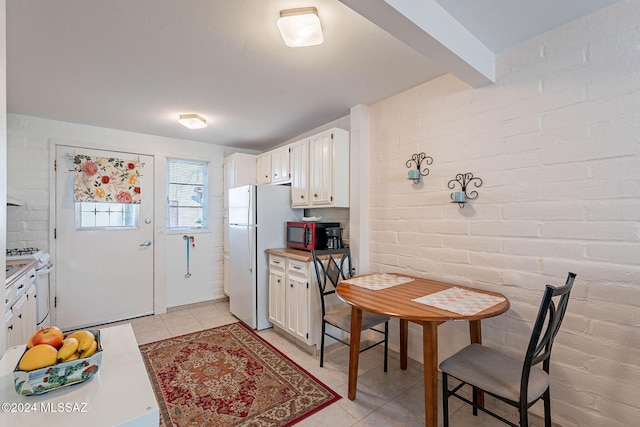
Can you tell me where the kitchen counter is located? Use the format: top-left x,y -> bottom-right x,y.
0,323 -> 159,426
264,248 -> 315,262
5,259 -> 38,288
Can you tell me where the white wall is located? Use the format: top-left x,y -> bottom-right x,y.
0,0 -> 7,355
7,114 -> 228,315
367,2 -> 639,426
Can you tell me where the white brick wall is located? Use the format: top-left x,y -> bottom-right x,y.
368,2 -> 640,426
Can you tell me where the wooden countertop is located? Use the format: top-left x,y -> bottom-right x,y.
265,248 -> 315,262
5,259 -> 38,288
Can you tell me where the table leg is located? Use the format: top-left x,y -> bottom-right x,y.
347,306 -> 363,401
400,319 -> 408,370
469,320 -> 484,408
423,321 -> 438,427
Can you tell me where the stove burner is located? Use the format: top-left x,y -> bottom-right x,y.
6,247 -> 40,257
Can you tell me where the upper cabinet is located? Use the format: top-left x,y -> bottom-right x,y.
223,153 -> 256,209
271,146 -> 291,184
290,139 -> 309,206
256,152 -> 271,184
290,128 -> 349,208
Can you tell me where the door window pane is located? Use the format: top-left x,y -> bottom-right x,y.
75,202 -> 139,230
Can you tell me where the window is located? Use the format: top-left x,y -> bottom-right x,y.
167,158 -> 208,230
76,202 -> 139,230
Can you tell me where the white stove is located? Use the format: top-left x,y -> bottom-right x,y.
6,248 -> 51,270
6,247 -> 54,327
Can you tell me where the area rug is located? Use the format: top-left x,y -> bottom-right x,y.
139,322 -> 341,426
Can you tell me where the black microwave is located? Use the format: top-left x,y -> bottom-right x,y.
286,222 -> 340,251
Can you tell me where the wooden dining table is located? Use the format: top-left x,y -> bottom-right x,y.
336,274 -> 510,427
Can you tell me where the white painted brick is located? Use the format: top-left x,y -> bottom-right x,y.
541,93 -> 639,134
442,235 -> 502,252
470,220 -> 539,237
541,221 -> 625,240
369,3 -> 640,424
502,239 -> 584,259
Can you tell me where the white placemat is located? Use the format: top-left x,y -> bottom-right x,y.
342,273 -> 414,290
412,287 -> 506,316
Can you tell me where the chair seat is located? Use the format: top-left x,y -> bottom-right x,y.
324,305 -> 389,332
439,343 -> 549,404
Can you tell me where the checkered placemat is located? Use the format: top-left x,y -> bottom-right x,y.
342,273 -> 414,290
412,287 -> 506,316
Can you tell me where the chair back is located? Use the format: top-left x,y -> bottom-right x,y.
311,248 -> 353,317
521,272 -> 576,399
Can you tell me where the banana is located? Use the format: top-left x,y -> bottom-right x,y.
56,337 -> 79,362
81,339 -> 98,358
66,330 -> 95,354
61,352 -> 80,362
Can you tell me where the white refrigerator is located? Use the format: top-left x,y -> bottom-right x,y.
228,184 -> 301,329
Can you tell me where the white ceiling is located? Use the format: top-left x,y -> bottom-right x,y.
6,0 -> 621,152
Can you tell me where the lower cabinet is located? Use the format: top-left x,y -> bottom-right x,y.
268,260 -> 286,330
6,283 -> 37,348
268,254 -> 321,348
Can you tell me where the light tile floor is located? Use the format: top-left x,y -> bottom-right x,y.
102,299 -> 546,427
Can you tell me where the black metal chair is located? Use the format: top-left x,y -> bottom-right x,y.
311,248 -> 389,371
439,272 -> 576,427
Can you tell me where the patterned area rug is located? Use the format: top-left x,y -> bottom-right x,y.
139,322 -> 340,426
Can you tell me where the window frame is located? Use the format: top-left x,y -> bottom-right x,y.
166,158 -> 209,231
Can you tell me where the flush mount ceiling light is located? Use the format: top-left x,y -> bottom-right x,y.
178,114 -> 207,129
277,7 -> 323,47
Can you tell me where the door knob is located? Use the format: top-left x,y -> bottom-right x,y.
140,240 -> 152,247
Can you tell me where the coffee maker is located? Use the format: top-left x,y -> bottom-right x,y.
325,227 -> 343,249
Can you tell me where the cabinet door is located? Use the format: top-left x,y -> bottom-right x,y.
268,269 -> 286,329
256,153 -> 271,184
24,285 -> 37,341
10,294 -> 28,347
6,309 -> 16,348
310,132 -> 333,205
271,146 -> 291,184
286,275 -> 309,343
290,139 -> 309,206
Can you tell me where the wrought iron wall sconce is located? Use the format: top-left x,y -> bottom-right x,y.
448,172 -> 483,208
406,152 -> 433,184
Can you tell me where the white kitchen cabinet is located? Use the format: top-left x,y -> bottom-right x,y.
267,253 -> 321,348
268,255 -> 286,330
288,128 -> 349,208
270,146 -> 291,184
290,139 -> 309,207
256,152 -> 271,184
6,266 -> 37,347
286,259 -> 310,342
223,153 -> 256,210
309,128 -> 350,207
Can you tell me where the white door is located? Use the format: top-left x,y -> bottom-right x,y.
55,145 -> 154,330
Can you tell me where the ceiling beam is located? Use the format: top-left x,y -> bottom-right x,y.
339,0 -> 495,88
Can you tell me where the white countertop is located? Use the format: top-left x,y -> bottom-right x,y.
0,323 -> 159,426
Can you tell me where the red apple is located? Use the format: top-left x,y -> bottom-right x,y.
28,326 -> 64,349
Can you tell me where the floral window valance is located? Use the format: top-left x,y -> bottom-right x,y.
73,154 -> 142,204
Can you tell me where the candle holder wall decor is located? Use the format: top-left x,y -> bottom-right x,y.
448,172 -> 483,208
406,152 -> 433,184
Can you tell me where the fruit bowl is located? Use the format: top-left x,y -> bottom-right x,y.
13,329 -> 103,396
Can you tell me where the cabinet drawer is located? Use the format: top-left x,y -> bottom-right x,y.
269,255 -> 286,270
288,259 -> 308,277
